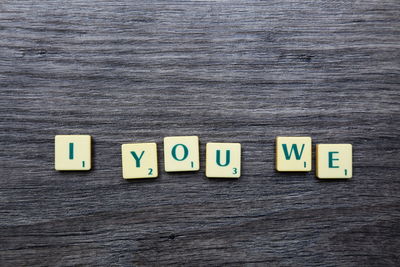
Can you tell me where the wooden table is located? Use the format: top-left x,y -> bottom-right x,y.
1,1 -> 399,266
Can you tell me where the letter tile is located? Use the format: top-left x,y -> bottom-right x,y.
55,135 -> 91,171
122,143 -> 158,179
206,143 -> 241,178
164,136 -> 200,172
316,144 -> 352,179
276,136 -> 312,172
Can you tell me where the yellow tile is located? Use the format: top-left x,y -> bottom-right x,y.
164,136 -> 200,172
206,143 -> 241,178
276,136 -> 312,172
121,143 -> 158,179
316,144 -> 352,179
55,135 -> 91,171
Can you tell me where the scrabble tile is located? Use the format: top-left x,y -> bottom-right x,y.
276,136 -> 312,172
206,143 -> 241,178
121,143 -> 158,179
316,144 -> 352,179
164,136 -> 200,172
55,135 -> 91,171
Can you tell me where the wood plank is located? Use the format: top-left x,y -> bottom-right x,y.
0,0 -> 399,265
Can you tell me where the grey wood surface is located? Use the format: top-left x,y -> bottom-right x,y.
1,0 -> 399,266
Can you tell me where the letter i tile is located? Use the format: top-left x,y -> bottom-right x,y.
55,135 -> 91,171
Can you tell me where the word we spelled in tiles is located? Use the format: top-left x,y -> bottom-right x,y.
275,136 -> 352,179
55,135 -> 352,179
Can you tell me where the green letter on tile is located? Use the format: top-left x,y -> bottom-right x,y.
172,144 -> 188,161
282,144 -> 305,160
216,150 -> 231,167
69,143 -> 74,160
131,151 -> 145,168
328,151 -> 339,168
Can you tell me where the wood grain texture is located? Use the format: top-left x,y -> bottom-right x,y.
0,0 -> 399,266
